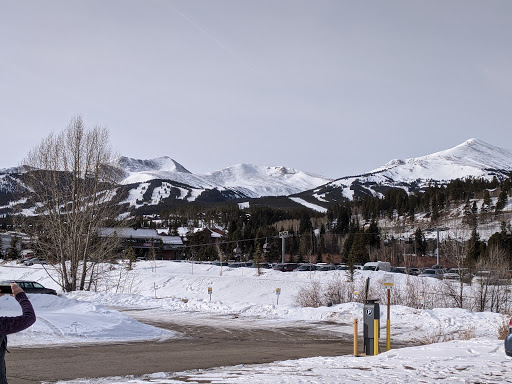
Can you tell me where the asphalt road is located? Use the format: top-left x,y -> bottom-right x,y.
7,316 -> 359,384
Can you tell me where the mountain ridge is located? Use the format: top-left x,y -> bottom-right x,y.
116,158 -> 333,198
1,138 -> 511,214
303,138 -> 512,206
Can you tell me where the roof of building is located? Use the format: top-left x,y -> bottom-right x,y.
98,228 -> 183,245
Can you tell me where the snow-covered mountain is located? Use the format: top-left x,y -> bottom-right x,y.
204,164 -> 331,197
116,156 -> 333,202
117,156 -> 192,175
2,138 -> 511,214
304,138 -> 512,205
370,138 -> 512,179
116,156 -> 211,188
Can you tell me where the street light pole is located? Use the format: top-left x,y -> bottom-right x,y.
430,226 -> 448,265
279,231 -> 289,264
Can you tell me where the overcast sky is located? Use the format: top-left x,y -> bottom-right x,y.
1,1 -> 511,178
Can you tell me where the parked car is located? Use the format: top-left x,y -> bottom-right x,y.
407,267 -> 421,276
250,262 -> 272,269
472,270 -> 510,286
24,257 -> 47,266
363,261 -> 391,272
294,264 -> 317,272
505,318 -> 512,357
443,269 -> 460,280
272,263 -> 299,272
443,268 -> 473,283
336,264 -> 349,270
0,280 -> 57,295
390,267 -> 407,274
228,262 -> 253,268
316,263 -> 336,271
419,268 -> 444,279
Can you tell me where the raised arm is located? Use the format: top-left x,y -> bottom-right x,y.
0,283 -> 36,336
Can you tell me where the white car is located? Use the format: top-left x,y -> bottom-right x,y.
24,257 -> 47,266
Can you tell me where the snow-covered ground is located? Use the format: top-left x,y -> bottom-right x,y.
288,197 -> 327,213
0,261 -> 510,383
54,338 -> 510,384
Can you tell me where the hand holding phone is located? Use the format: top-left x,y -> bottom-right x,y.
11,283 -> 23,296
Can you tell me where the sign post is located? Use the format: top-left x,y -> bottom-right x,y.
383,273 -> 394,351
208,287 -> 212,302
276,288 -> 281,305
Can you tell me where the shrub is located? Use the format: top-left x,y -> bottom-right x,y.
497,315 -> 510,340
295,281 -> 323,308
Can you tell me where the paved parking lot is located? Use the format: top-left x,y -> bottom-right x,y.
8,316 -> 357,383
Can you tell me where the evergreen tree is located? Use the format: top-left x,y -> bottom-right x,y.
298,234 -> 309,261
331,202 -> 351,234
7,235 -> 19,260
471,201 -> 478,215
366,221 -> 380,250
348,232 -> 368,265
467,228 -> 481,263
317,234 -> 325,261
126,246 -> 136,270
483,190 -> 492,208
414,228 -> 427,256
253,246 -> 264,275
431,194 -> 439,222
342,233 -> 354,264
496,190 -> 508,212
503,178 -> 511,193
298,210 -> 312,234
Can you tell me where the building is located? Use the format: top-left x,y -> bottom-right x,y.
98,228 -> 184,259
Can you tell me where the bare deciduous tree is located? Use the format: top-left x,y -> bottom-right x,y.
16,116 -> 125,292
441,231 -> 471,308
473,244 -> 511,312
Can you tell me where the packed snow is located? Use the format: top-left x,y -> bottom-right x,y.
0,261 -> 510,383
288,197 -> 327,213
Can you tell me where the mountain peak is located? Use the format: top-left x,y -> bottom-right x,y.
419,138 -> 512,171
452,138 -> 497,153
317,138 -> 512,203
116,156 -> 191,174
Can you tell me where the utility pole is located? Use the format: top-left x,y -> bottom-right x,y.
279,231 -> 289,263
432,227 -> 448,265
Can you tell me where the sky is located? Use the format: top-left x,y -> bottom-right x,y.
1,1 -> 512,178
0,260 -> 509,382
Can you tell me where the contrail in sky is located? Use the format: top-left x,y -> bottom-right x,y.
167,4 -> 259,75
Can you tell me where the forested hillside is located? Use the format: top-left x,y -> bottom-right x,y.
123,174 -> 512,270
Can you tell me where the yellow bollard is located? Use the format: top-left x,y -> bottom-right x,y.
353,319 -> 358,356
386,287 -> 391,351
374,319 -> 379,355
386,319 -> 391,351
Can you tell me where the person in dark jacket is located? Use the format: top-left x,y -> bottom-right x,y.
0,282 -> 36,384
